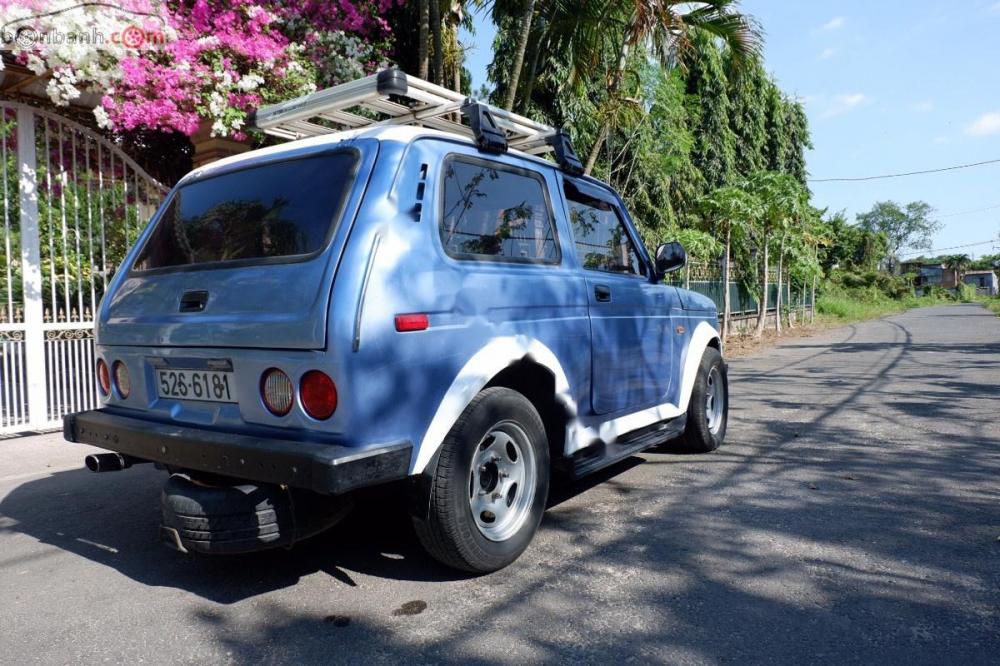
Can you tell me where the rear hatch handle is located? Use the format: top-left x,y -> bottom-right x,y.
179,290 -> 209,313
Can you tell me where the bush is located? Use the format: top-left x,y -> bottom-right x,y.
956,283 -> 978,303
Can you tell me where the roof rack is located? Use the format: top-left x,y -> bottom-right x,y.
250,69 -> 584,173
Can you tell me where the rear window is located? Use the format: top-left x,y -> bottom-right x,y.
133,152 -> 357,271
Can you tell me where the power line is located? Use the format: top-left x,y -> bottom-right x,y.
937,202 -> 1000,218
899,239 -> 999,258
809,157 -> 1000,183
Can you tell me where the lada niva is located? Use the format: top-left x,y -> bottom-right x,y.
65,71 -> 728,572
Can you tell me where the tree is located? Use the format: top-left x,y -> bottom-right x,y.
581,0 -> 761,175
724,50 -> 768,177
502,0 -> 537,110
685,32 -> 737,190
772,182 -> 807,333
699,185 -> 760,340
943,253 -> 971,284
430,0 -> 445,84
746,171 -> 800,339
419,0 -> 430,78
856,201 -> 940,272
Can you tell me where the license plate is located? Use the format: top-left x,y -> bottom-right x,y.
156,369 -> 235,403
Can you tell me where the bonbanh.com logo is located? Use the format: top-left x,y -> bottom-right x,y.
1,2 -> 169,51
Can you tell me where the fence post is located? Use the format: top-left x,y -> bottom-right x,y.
811,275 -> 817,323
16,108 -> 46,428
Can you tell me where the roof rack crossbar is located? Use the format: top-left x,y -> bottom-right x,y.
251,69 -> 583,167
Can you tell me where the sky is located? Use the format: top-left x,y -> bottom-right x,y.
461,0 -> 1000,259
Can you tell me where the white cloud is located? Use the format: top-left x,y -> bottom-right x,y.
911,100 -> 934,112
966,111 -> 1000,136
820,93 -> 869,118
990,1 -> 1000,13
821,16 -> 846,30
819,47 -> 837,60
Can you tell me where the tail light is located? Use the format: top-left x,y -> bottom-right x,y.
112,361 -> 130,398
96,359 -> 111,396
261,368 -> 293,416
300,370 -> 337,420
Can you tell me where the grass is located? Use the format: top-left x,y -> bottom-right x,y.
816,289 -> 950,324
983,297 -> 1000,316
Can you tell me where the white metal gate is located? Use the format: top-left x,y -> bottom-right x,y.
0,102 -> 166,434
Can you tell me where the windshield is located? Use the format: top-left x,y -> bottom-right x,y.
133,151 -> 357,271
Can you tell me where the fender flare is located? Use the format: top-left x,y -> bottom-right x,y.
410,336 -> 577,474
676,320 -> 723,413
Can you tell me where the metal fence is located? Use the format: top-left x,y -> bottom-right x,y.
668,261 -> 815,321
0,102 -> 166,434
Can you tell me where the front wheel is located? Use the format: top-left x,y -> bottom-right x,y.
413,387 -> 550,573
679,347 -> 728,453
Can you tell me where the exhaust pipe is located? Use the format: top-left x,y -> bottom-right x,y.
85,453 -> 147,473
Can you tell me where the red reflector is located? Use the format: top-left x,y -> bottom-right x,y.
96,359 -> 111,396
394,313 -> 429,332
300,370 -> 337,420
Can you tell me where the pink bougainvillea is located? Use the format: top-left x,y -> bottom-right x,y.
0,0 -> 397,137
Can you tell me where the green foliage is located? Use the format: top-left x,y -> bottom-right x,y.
956,282 -> 978,303
817,279 -> 947,322
856,200 -> 941,268
685,32 -> 736,190
819,210 -> 888,272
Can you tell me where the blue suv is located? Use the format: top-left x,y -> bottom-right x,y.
65,72 -> 727,573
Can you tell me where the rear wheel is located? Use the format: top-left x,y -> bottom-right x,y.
679,347 -> 728,453
413,387 -> 549,573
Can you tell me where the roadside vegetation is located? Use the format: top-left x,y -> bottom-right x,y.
9,2 -> 997,336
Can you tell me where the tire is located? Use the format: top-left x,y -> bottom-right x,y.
161,473 -> 351,554
679,346 -> 728,453
413,387 -> 550,573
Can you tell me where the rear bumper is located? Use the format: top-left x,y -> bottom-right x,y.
64,409 -> 411,495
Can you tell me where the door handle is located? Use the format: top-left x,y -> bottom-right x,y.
594,284 -> 612,302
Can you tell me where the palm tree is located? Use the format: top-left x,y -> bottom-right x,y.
699,185 -> 761,340
419,0 -> 430,79
448,1 -> 467,92
582,0 -> 762,175
503,0 -> 536,110
431,0 -> 444,85
943,253 -> 970,287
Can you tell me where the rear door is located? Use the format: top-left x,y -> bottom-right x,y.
561,178 -> 675,415
98,142 -> 376,349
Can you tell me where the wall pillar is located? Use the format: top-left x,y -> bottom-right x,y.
190,120 -> 251,168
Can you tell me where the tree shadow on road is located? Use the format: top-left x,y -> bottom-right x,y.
1,307 -> 998,662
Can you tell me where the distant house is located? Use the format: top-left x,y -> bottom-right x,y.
899,262 -> 960,289
962,270 -> 999,296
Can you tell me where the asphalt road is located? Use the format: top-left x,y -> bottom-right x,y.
1,304 -> 998,664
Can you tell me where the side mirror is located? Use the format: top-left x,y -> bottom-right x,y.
655,241 -> 687,276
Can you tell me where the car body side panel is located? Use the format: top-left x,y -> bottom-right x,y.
317,138 -> 592,469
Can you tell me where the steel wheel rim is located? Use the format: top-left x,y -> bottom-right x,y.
469,421 -> 536,542
705,367 -> 725,434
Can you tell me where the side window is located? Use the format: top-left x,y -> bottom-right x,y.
440,157 -> 559,263
565,189 -> 646,276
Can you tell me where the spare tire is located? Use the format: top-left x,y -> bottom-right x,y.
161,473 -> 352,555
